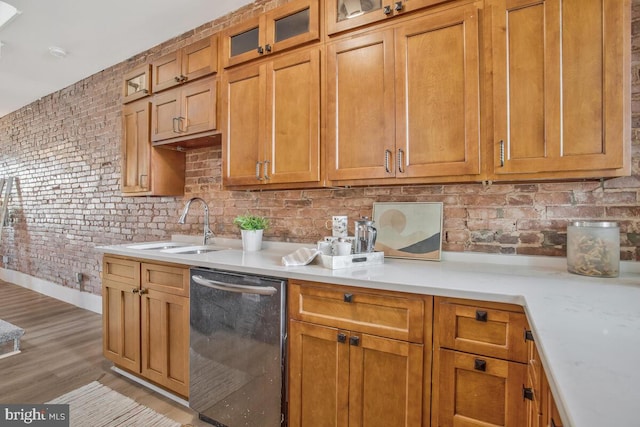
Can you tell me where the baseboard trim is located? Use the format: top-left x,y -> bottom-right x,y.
111,366 -> 189,408
0,268 -> 102,314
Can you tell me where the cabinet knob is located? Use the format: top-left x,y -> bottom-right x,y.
174,76 -> 182,82
475,310 -> 488,322
349,336 -> 360,346
257,46 -> 265,54
139,288 -> 148,295
474,359 -> 486,371
265,44 -> 272,53
394,1 -> 403,12
343,293 -> 353,303
383,5 -> 392,15
523,387 -> 534,401
337,333 -> 347,343
131,288 -> 139,294
525,330 -> 535,342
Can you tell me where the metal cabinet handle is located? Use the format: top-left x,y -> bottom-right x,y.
172,117 -> 179,133
384,149 -> 392,173
256,161 -> 263,180
263,160 -> 270,180
265,44 -> 272,53
343,293 -> 353,303
383,5 -> 392,14
394,1 -> 403,12
474,359 -> 486,371
131,288 -> 139,294
192,275 -> 277,296
475,310 -> 488,322
337,333 -> 347,343
349,336 -> 360,346
525,330 -> 535,342
138,288 -> 148,295
397,148 -> 405,173
180,75 -> 187,82
257,46 -> 264,54
523,387 -> 534,401
499,140 -> 505,167
174,76 -> 182,82
139,174 -> 148,189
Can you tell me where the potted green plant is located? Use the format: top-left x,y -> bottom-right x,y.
233,213 -> 270,252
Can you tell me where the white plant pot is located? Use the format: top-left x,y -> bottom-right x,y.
241,229 -> 264,252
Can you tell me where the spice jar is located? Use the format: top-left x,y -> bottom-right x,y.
567,221 -> 620,278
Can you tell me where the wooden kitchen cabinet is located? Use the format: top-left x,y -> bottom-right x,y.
432,297 -> 528,426
490,0 -> 630,180
221,0 -> 320,68
151,75 -> 217,144
102,256 -> 190,398
151,35 -> 218,93
288,280 -> 431,427
122,64 -> 151,103
121,99 -> 185,196
326,0 -> 453,35
326,3 -> 481,183
223,48 -> 320,188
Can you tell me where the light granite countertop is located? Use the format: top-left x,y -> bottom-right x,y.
98,236 -> 640,427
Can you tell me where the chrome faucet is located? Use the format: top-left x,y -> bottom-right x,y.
178,197 -> 214,245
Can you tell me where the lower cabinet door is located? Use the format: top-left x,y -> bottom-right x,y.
288,320 -> 424,427
288,320 -> 350,427
435,349 -> 527,427
349,333 -> 423,427
102,279 -> 141,373
140,289 -> 190,397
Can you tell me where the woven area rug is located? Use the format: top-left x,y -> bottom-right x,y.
47,381 -> 181,427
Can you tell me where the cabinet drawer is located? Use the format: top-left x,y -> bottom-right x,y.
436,349 -> 527,426
141,263 -> 189,297
437,299 -> 527,363
103,257 -> 140,286
289,281 -> 425,343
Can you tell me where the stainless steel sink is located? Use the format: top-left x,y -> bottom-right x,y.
160,245 -> 227,255
126,242 -> 188,250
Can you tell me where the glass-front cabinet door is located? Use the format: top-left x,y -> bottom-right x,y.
222,0 -> 319,68
327,0 -> 452,35
122,64 -> 151,103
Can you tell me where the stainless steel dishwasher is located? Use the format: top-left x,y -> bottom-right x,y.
189,267 -> 287,427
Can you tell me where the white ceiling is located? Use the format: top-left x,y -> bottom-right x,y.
0,0 -> 254,118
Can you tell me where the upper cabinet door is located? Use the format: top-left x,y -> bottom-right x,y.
326,0 -> 452,35
492,0 -> 630,177
326,30 -> 396,181
394,5 -> 481,178
222,0 -> 320,68
123,64 -> 151,104
264,49 -> 321,185
151,35 -> 218,93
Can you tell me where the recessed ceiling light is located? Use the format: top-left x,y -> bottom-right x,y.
0,1 -> 20,30
48,46 -> 67,58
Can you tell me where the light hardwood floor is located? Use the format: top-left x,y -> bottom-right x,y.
0,279 -> 209,426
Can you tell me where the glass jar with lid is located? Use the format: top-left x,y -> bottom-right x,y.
567,221 -> 620,278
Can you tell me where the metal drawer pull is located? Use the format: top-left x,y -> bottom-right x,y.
349,336 -> 360,346
343,293 -> 353,303
263,160 -> 270,180
337,333 -> 347,343
192,275 -> 277,296
384,149 -> 392,173
525,330 -> 534,341
523,387 -> 534,401
256,161 -> 263,180
475,310 -> 488,322
397,148 -> 405,173
383,5 -> 392,14
394,1 -> 403,12
474,359 -> 486,371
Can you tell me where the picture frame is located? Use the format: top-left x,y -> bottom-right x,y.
372,202 -> 443,261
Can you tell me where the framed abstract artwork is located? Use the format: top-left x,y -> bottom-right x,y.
372,202 -> 443,261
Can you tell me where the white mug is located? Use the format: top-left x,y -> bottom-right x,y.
325,216 -> 348,237
317,241 -> 332,255
332,241 -> 352,256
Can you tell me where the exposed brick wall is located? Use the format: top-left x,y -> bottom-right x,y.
0,0 -> 639,296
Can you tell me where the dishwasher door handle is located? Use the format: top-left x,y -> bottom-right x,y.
192,275 -> 278,296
